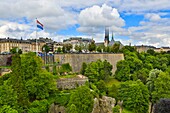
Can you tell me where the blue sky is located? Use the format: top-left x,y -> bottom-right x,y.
0,0 -> 170,47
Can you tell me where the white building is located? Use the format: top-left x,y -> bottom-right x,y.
63,37 -> 92,52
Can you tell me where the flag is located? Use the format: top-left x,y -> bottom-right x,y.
37,20 -> 43,30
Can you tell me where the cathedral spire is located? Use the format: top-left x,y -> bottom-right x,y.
111,32 -> 114,41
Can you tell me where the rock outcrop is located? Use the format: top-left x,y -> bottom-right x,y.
48,96 -> 116,113
92,96 -> 116,113
48,103 -> 66,113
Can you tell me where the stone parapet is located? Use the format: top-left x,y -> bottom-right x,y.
57,75 -> 88,90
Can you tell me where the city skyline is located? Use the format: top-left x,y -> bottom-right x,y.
0,0 -> 170,47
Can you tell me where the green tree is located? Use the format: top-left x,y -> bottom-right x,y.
53,64 -> 57,75
80,62 -> 87,75
0,105 -> 18,113
152,72 -> 170,103
88,41 -> 96,52
9,54 -> 29,111
42,44 -> 50,53
146,69 -> 161,113
85,60 -> 112,82
96,46 -> 102,52
103,46 -> 111,52
132,68 -> 149,84
74,44 -> 82,52
0,81 -> 18,110
107,84 -> 118,100
74,44 -> 80,52
0,52 -> 57,112
146,69 -> 161,103
57,47 -> 62,53
21,52 -> 56,100
62,46 -> 66,53
27,99 -> 49,113
10,47 -> 22,54
113,105 -> 120,113
64,43 -> 73,52
67,86 -> 94,113
67,104 -> 78,113
119,46 -> 137,54
111,43 -> 120,53
45,65 -> 50,72
126,56 -> 143,73
96,80 -> 107,95
59,63 -> 72,74
118,80 -> 149,113
147,49 -> 155,55
115,60 -> 130,81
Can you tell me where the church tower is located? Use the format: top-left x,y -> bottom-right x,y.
111,31 -> 114,41
104,27 -> 109,47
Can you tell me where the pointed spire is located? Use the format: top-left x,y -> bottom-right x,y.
112,32 -> 114,41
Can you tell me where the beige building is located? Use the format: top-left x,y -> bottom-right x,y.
53,42 -> 63,52
135,45 -> 170,53
63,37 -> 92,52
0,37 -> 46,53
135,45 -> 156,53
154,47 -> 170,53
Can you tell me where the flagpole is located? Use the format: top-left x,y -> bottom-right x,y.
36,18 -> 38,56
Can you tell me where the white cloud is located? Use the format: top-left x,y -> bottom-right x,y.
0,0 -> 77,31
144,13 -> 161,21
128,14 -> 170,47
0,20 -> 30,38
77,4 -> 125,35
116,0 -> 170,13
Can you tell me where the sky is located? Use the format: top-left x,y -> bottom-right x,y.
0,0 -> 170,47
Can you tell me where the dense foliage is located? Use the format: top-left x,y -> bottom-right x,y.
84,59 -> 112,82
67,86 -> 94,113
114,46 -> 170,113
10,47 -> 22,54
59,63 -> 72,74
88,41 -> 96,52
0,52 -> 56,112
42,44 -> 50,53
118,80 -> 149,113
115,46 -> 170,82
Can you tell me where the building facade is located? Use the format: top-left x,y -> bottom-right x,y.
135,45 -> 170,53
63,37 -> 92,52
0,37 -> 48,53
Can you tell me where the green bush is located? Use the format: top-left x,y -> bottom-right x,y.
45,65 -> 50,72
113,105 -> 120,113
59,63 -> 72,74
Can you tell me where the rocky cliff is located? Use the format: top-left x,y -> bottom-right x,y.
92,96 -> 116,113
48,96 -> 116,113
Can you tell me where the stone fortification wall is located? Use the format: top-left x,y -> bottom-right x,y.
54,53 -> 124,74
57,76 -> 88,90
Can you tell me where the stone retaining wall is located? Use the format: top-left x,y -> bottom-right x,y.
54,53 -> 124,74
57,76 -> 88,90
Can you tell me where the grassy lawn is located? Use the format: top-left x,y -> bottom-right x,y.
105,77 -> 121,87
